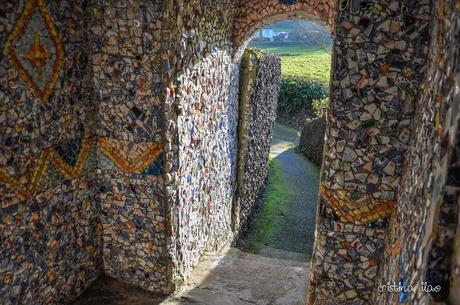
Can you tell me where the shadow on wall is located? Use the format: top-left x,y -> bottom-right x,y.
424,120 -> 460,303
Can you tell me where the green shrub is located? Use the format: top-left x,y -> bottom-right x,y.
312,97 -> 329,117
278,77 -> 327,115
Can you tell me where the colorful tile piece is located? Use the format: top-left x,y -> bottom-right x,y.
141,152 -> 164,176
3,0 -> 64,102
50,132 -> 93,179
98,137 -> 164,174
0,149 -> 50,200
320,185 -> 395,223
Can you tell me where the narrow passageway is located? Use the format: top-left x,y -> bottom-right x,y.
74,123 -> 318,305
242,123 -> 320,260
159,123 -> 320,305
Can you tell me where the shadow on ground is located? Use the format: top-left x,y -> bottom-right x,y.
72,248 -> 308,305
71,274 -> 166,305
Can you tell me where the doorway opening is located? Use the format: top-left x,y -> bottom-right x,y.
237,19 -> 333,262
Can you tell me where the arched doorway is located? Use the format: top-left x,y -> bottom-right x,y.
235,18 -> 332,261
230,2 -> 336,304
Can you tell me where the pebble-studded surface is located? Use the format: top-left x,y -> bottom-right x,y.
234,49 -> 281,238
1,1 -> 101,304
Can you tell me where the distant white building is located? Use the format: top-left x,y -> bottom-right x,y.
274,32 -> 289,40
254,29 -> 290,41
258,29 -> 275,41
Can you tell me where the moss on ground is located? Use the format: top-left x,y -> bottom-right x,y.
246,157 -> 291,252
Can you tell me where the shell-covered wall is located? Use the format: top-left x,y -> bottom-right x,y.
90,0 -> 168,293
299,116 -> 327,166
1,0 -> 169,303
234,49 -> 281,238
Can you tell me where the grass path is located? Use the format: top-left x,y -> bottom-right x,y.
243,123 -> 320,261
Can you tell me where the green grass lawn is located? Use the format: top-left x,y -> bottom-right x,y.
252,44 -> 331,84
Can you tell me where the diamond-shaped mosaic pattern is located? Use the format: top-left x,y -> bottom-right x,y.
4,0 -> 64,102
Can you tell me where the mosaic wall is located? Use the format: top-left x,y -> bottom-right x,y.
299,116 -> 326,166
233,0 -> 334,47
234,49 -> 281,238
373,1 -> 460,304
450,188 -> 460,304
2,1 -> 459,304
90,0 -> 168,293
1,0 -> 240,299
308,0 -> 434,303
160,0 -> 240,286
1,0 -> 170,302
0,1 -> 101,304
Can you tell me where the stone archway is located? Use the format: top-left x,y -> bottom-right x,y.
233,0 -> 335,48
229,1 -> 336,241
230,0 -> 440,304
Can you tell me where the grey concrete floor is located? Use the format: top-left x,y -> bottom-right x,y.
268,123 -> 320,257
72,247 -> 309,305
162,247 -> 309,305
